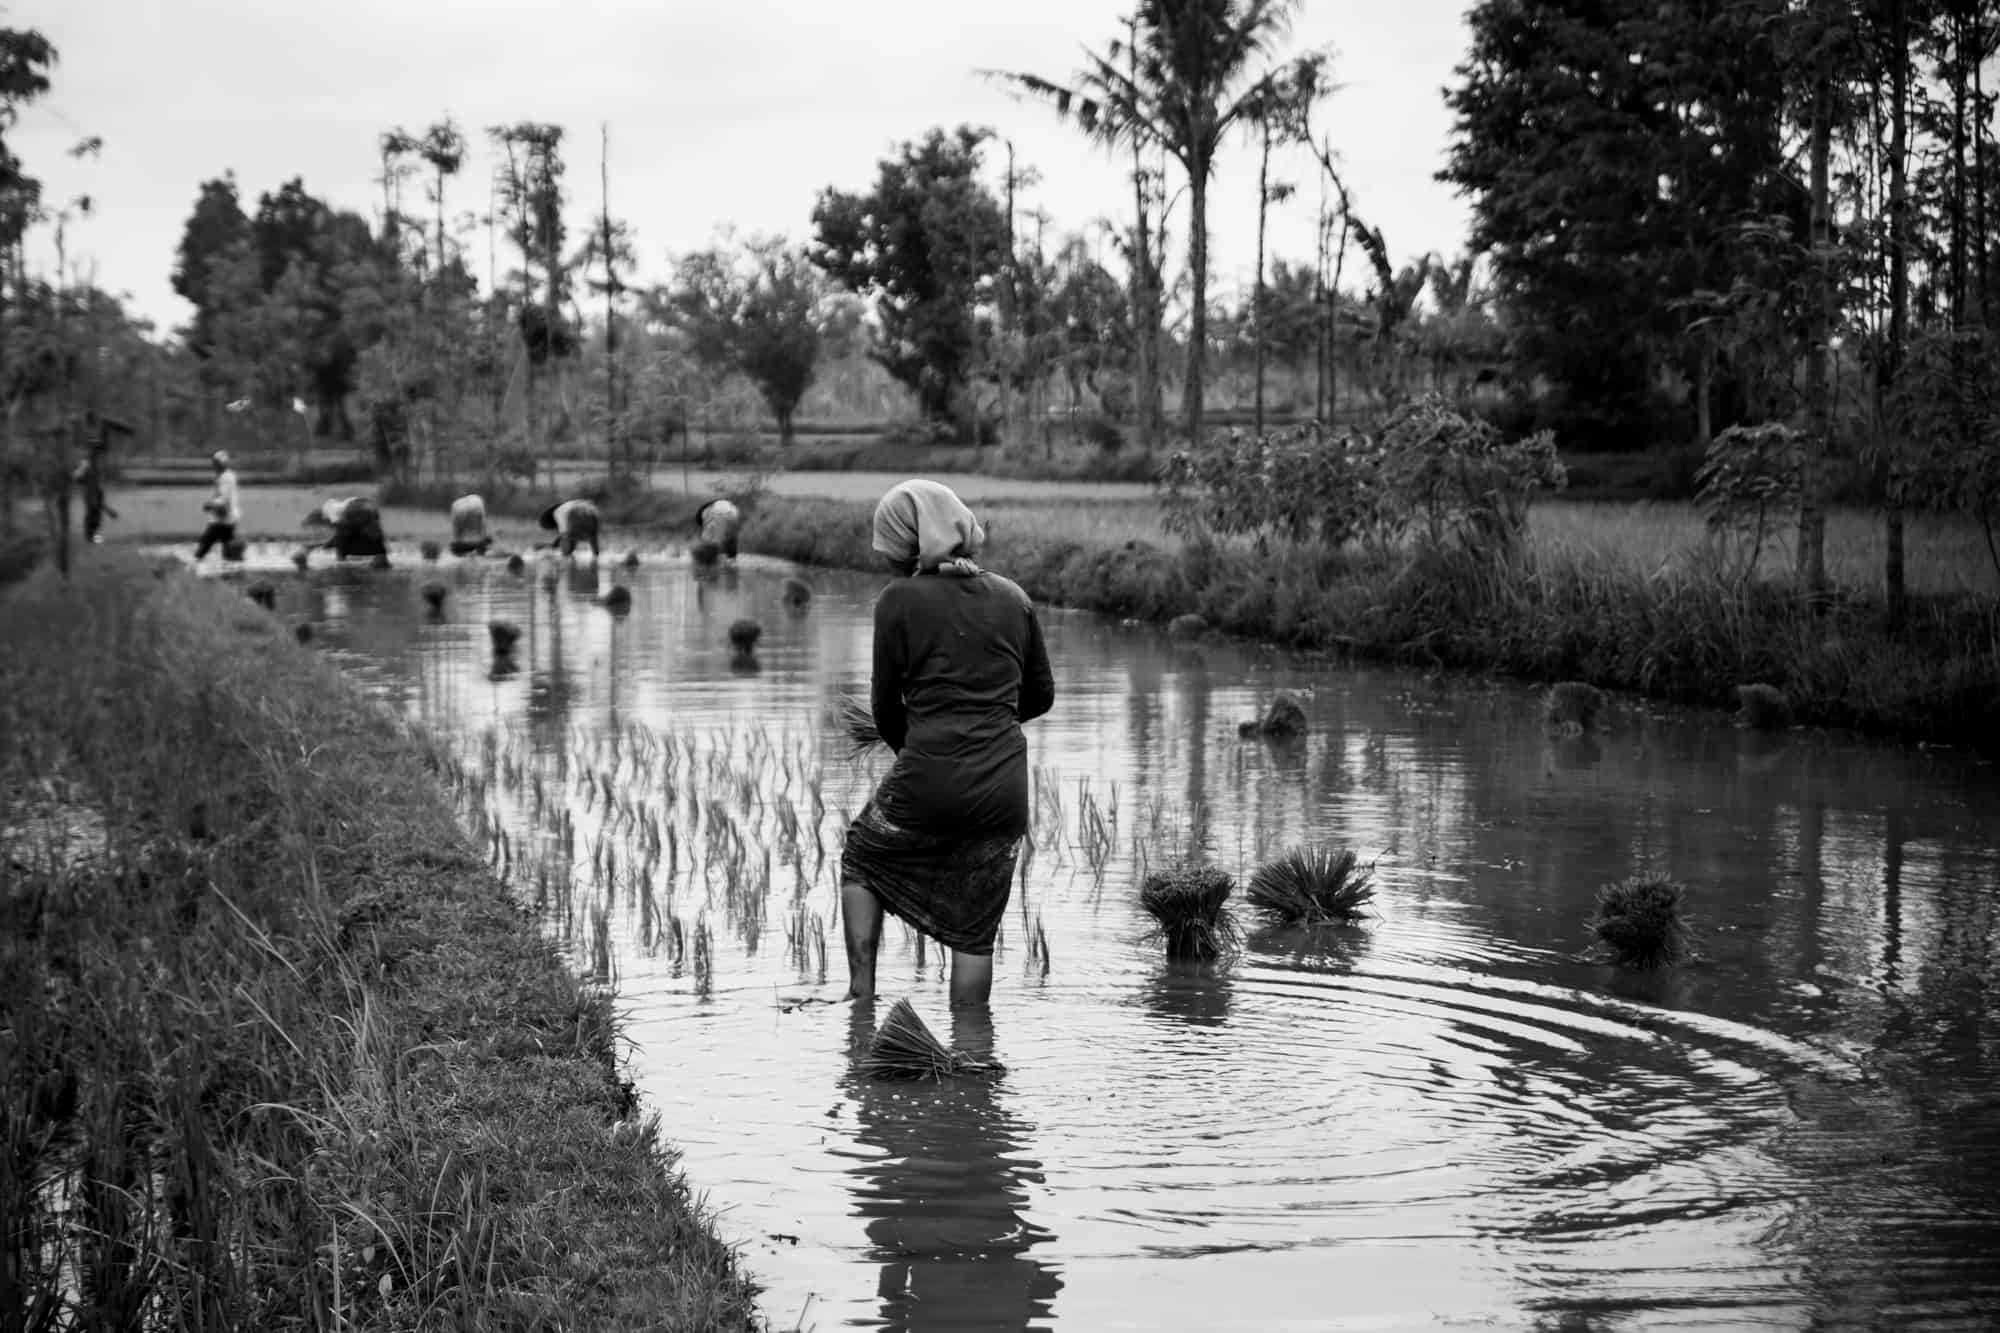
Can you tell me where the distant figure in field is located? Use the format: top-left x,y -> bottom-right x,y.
303,496 -> 388,563
540,498 -> 601,560
696,497 -> 742,562
449,494 -> 492,556
73,439 -> 118,544
194,450 -> 241,563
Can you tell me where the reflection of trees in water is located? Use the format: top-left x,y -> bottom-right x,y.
841,1005 -> 1062,1333
525,588 -> 576,741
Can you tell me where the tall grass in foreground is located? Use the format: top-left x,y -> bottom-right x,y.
0,555 -> 761,1330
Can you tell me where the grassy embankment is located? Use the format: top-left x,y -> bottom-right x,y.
0,551 -> 761,1329
386,478 -> 2000,752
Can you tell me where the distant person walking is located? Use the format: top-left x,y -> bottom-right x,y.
194,450 -> 241,562
696,497 -> 743,562
540,498 -> 601,560
449,494 -> 491,556
73,441 -> 117,544
303,496 -> 388,562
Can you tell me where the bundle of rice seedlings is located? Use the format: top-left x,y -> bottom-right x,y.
691,539 -> 722,567
1735,682 -> 1793,732
294,622 -> 314,644
505,553 -> 526,575
1590,873 -> 1691,970
1544,681 -> 1605,734
862,998 -> 1004,1080
420,539 -> 441,561
602,585 -> 633,613
832,693 -> 882,758
488,620 -> 522,655
421,583 -> 448,612
246,581 -> 276,610
782,576 -> 814,607
1167,612 -> 1207,640
1237,690 -> 1307,738
369,552 -> 392,569
290,548 -> 310,572
222,538 -> 247,562
728,618 -> 762,652
621,550 -> 641,568
1246,846 -> 1376,925
1139,863 -> 1240,960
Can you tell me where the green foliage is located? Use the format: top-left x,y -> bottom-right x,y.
1441,0 -> 1798,448
664,236 -> 823,445
1158,421 -> 1394,551
811,127 -> 1006,433
1376,394 -> 1565,555
1886,331 -> 2000,582
1694,421 -> 1804,582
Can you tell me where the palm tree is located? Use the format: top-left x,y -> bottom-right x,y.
988,0 -> 1318,447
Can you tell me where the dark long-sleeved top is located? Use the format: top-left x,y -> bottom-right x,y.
869,570 -> 1055,837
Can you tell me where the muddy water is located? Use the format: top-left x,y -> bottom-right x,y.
201,544 -> 2000,1330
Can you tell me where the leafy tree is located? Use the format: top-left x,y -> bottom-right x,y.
989,0 -> 1323,446
1440,0 -> 1796,450
170,175 -> 250,363
664,235 -> 823,446
810,126 -> 1006,436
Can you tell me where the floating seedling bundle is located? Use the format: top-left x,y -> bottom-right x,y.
1590,873 -> 1691,970
1544,681 -> 1605,734
862,998 -> 1004,1080
1246,846 -> 1376,925
1139,862 -> 1239,959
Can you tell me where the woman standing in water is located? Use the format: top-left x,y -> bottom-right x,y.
842,479 -> 1055,1008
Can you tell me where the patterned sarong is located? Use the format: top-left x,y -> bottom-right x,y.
840,798 -> 1019,955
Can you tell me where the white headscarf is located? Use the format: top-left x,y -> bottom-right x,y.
871,479 -> 985,575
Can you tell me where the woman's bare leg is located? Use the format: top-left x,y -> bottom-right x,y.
841,878 -> 883,1000
949,950 -> 993,1008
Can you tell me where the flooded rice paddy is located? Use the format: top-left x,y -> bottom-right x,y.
194,541 -> 2000,1330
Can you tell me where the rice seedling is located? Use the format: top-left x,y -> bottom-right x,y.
1246,846 -> 1377,925
1590,873 -> 1692,969
1735,682 -> 1794,731
1237,690 -> 1308,738
603,585 -> 633,614
294,622 -> 313,643
1167,612 -> 1207,639
691,540 -> 721,567
421,583 -> 448,613
862,998 -> 1005,1080
1545,681 -> 1606,734
505,553 -> 526,575
488,620 -> 522,655
622,550 -> 641,568
290,547 -> 310,572
247,580 -> 276,610
1138,862 -> 1240,960
781,576 -> 813,607
727,619 -> 762,652
420,539 -> 441,561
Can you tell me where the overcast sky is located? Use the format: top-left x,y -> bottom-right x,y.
9,0 -> 1477,340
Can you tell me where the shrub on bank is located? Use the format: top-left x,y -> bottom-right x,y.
725,493 -> 1999,752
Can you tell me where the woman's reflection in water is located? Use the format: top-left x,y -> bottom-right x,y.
842,1004 -> 1063,1332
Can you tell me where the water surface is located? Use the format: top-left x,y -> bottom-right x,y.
198,544 -> 2000,1331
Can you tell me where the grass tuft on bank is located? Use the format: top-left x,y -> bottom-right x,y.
0,550 -> 761,1330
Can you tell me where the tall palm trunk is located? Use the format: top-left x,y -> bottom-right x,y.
1253,125 -> 1271,437
1796,5 -> 1833,603
1885,0 -> 1910,627
1184,163 -> 1209,445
